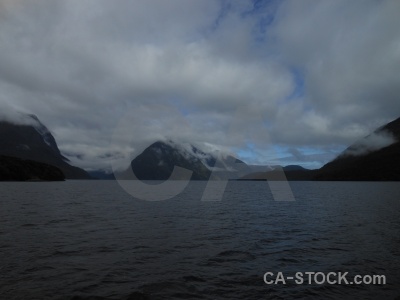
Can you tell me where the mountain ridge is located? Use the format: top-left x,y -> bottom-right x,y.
315,117 -> 400,181
241,117 -> 400,181
0,114 -> 91,179
118,141 -> 211,180
117,140 -> 254,181
3,112 -> 399,181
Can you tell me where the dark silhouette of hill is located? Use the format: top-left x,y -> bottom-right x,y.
0,155 -> 64,181
241,117 -> 400,181
315,117 -> 400,181
88,170 -> 115,180
0,115 -> 90,179
120,141 -> 212,180
239,166 -> 315,181
117,141 -> 252,181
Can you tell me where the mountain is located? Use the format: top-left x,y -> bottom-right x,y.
0,155 -> 65,181
283,165 -> 308,171
315,117 -> 400,181
240,117 -> 400,181
88,170 -> 115,180
118,141 -> 250,181
188,144 -> 251,179
239,165 -> 314,181
119,141 -> 211,180
0,114 -> 91,179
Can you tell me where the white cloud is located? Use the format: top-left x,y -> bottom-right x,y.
343,131 -> 396,156
271,0 -> 400,134
0,0 -> 399,170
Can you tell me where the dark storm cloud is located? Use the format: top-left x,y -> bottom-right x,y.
0,0 -> 399,170
269,0 -> 400,145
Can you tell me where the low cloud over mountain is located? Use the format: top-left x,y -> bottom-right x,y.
0,113 -> 91,179
1,1 -> 399,170
342,131 -> 396,157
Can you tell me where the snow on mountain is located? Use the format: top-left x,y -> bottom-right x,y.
0,113 -> 90,179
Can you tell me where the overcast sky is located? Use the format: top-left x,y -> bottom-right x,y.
1,0 -> 399,171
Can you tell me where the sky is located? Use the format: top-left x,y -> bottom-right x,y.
1,0 -> 399,171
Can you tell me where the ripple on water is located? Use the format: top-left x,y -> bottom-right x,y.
0,181 -> 399,300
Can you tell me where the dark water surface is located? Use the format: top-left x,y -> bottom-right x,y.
0,181 -> 399,300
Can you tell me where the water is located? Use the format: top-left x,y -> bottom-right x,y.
0,181 -> 399,299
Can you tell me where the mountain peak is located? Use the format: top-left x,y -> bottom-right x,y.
316,116 -> 400,180
118,140 -> 250,181
0,114 -> 90,179
378,117 -> 400,139
125,140 -> 211,180
336,118 -> 400,158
